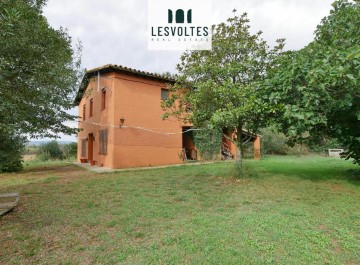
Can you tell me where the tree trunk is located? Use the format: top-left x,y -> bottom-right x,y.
235,124 -> 243,172
236,144 -> 242,168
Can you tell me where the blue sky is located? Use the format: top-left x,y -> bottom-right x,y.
41,0 -> 334,142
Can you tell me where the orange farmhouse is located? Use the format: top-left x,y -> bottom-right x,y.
75,64 -> 260,169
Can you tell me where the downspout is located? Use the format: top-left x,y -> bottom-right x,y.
97,71 -> 100,92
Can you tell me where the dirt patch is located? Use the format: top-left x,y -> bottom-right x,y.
318,224 -> 343,254
0,164 -> 90,187
328,183 -> 344,192
24,164 -> 77,175
318,224 -> 329,232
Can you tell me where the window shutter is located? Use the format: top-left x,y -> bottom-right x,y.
98,129 -> 108,155
101,131 -> 103,155
81,139 -> 86,157
104,129 -> 108,155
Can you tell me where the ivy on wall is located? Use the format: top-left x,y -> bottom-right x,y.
193,127 -> 222,161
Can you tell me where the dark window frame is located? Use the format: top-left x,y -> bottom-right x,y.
161,88 -> 169,100
82,104 -> 86,120
89,98 -> 93,117
101,88 -> 106,110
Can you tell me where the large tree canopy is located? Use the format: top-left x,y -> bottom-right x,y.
163,13 -> 284,163
264,0 -> 360,164
0,0 -> 81,138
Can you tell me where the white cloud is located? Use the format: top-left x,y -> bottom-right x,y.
211,0 -> 333,49
44,0 -> 333,70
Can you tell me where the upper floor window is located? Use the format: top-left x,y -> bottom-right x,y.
101,88 -> 106,110
161,88 -> 168,100
82,104 -> 86,120
89,99 -> 93,117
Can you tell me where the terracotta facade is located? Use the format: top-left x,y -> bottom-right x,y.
77,65 -> 260,169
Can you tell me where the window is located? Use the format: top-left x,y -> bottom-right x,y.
82,105 -> 86,120
81,139 -> 87,157
99,129 -> 108,155
89,99 -> 93,117
101,88 -> 106,110
161,88 -> 168,100
185,104 -> 192,113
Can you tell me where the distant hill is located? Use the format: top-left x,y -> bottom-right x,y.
28,140 -> 76,146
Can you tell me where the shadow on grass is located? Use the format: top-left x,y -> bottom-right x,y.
22,164 -> 78,174
346,169 -> 360,185
258,156 -> 360,185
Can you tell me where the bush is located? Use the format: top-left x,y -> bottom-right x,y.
0,129 -> 27,172
258,127 -> 308,156
61,142 -> 77,160
259,127 -> 290,155
36,140 -> 64,160
36,152 -> 51,161
308,138 -> 342,154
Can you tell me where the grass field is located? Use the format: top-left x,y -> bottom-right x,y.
0,156 -> 359,264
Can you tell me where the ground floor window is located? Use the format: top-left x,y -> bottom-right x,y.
99,129 -> 108,155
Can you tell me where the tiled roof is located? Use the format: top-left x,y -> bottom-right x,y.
74,64 -> 175,105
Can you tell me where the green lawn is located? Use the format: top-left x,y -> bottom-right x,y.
0,156 -> 359,264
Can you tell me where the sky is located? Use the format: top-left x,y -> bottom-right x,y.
41,0 -> 334,142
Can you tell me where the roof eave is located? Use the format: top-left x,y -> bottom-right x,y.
74,64 -> 175,105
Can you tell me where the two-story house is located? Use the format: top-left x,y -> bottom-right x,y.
75,64 -> 260,169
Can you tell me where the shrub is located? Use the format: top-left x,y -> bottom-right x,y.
61,142 -> 77,160
259,127 -> 290,155
257,127 -> 308,156
308,138 -> 342,154
36,152 -> 51,161
36,140 -> 64,160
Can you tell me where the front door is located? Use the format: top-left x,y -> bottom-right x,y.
88,133 -> 94,161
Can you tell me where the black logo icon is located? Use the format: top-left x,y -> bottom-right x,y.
168,9 -> 192,23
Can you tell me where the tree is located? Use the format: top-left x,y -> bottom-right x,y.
162,12 -> 284,165
264,0 -> 360,165
158,71 -> 177,80
0,0 -> 81,138
0,129 -> 27,172
0,0 -> 81,171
